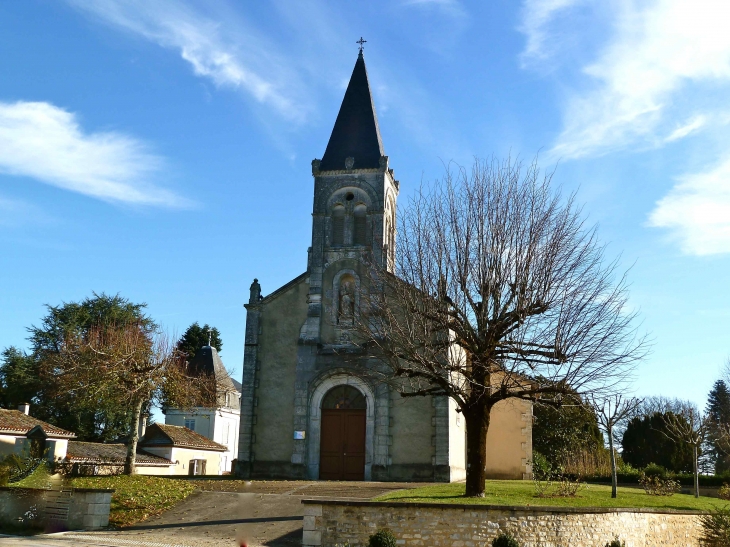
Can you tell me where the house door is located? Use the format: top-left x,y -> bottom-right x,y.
319,385 -> 366,481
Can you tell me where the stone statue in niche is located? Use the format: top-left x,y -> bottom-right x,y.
338,280 -> 355,325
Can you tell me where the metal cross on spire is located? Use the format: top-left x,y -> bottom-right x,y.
356,37 -> 367,53
207,329 -> 212,347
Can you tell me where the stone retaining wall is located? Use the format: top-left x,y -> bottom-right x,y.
0,487 -> 113,531
302,500 -> 703,547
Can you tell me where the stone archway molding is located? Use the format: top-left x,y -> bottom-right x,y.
307,371 -> 376,480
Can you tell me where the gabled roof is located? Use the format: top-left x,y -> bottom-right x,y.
188,345 -> 238,396
0,409 -> 75,439
65,441 -> 173,467
139,423 -> 227,452
319,52 -> 384,172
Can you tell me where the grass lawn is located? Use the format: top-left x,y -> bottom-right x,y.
375,480 -> 730,512
70,476 -> 195,528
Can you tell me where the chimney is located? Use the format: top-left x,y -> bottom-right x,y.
18,403 -> 30,415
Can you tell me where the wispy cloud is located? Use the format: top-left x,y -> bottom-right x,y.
648,158 -> 730,256
67,0 -> 307,122
541,0 -> 730,159
518,0 -> 583,65
0,101 -> 188,207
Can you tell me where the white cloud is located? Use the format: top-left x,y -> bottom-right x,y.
648,158 -> 730,255
545,0 -> 730,159
664,116 -> 707,143
0,101 -> 188,207
67,0 -> 306,122
518,0 -> 583,64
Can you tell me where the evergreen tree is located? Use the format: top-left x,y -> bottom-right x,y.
707,380 -> 730,473
2,293 -> 156,441
621,412 -> 694,473
176,323 -> 222,361
533,395 -> 604,469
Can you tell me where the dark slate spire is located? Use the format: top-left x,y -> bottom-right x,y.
188,345 -> 238,398
319,51 -> 384,171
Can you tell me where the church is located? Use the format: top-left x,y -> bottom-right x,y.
235,49 -> 532,482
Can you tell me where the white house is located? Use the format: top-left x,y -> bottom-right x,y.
164,344 -> 240,474
0,405 -> 75,462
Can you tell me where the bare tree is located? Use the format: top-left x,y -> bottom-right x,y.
357,157 -> 648,497
662,401 -> 710,498
45,323 -> 216,475
588,394 -> 643,498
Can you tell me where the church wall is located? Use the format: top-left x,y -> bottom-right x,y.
448,396 -> 467,481
485,398 -> 532,479
387,392 -> 434,481
251,276 -> 309,471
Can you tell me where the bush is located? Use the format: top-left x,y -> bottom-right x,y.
719,484 -> 730,501
639,471 -> 680,496
700,507 -> 730,547
369,529 -> 397,547
605,536 -> 626,547
643,463 -> 669,480
492,532 -> 520,547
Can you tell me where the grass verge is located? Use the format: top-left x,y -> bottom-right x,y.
71,475 -> 195,528
375,480 -> 730,512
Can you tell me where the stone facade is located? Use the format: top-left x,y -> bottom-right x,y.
235,51 -> 531,483
0,487 -> 113,531
302,500 -> 703,547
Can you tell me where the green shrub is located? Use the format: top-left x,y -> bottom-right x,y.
605,536 -> 626,547
492,532 -> 519,547
369,529 -> 397,547
700,507 -> 730,547
643,463 -> 669,480
719,484 -> 730,501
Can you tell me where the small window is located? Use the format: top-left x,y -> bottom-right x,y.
184,418 -> 196,431
188,459 -> 207,476
322,385 -> 366,409
332,206 -> 345,245
353,205 -> 367,245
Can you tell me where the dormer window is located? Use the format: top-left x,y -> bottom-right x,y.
354,205 -> 367,245
332,205 -> 345,245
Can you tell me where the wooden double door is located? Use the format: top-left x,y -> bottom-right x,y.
319,408 -> 366,481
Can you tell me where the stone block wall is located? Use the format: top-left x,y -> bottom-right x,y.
302,500 -> 703,547
0,487 -> 112,531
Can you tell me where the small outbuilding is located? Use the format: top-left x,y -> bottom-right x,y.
138,423 -> 228,475
62,441 -> 174,476
0,405 -> 76,461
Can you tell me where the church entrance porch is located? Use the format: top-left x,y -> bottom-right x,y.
319,385 -> 367,480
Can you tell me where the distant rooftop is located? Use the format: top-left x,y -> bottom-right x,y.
139,423 -> 227,452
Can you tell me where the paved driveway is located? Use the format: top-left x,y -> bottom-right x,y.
0,481 -> 427,547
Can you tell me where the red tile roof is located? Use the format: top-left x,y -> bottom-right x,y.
0,409 -> 75,438
139,423 -> 227,452
65,441 -> 173,466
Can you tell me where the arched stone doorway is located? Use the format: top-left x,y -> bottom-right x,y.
319,385 -> 367,480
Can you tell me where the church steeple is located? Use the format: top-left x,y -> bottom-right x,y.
319,51 -> 384,172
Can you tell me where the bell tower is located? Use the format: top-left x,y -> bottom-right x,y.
300,49 -> 399,345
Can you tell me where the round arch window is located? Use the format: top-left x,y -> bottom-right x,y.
321,385 -> 366,409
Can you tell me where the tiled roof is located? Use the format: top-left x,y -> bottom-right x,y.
65,441 -> 173,466
319,52 -> 384,172
0,409 -> 75,438
139,423 -> 227,452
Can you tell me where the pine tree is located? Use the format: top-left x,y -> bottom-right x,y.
176,323 -> 223,361
707,380 -> 730,473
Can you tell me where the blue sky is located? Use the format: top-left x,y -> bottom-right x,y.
1,0 -> 729,411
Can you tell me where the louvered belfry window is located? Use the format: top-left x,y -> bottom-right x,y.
332,206 -> 345,245
353,205 -> 367,245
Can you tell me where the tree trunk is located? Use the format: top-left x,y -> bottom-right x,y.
608,425 -> 617,498
464,405 -> 490,497
693,445 -> 699,498
124,398 -> 144,476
